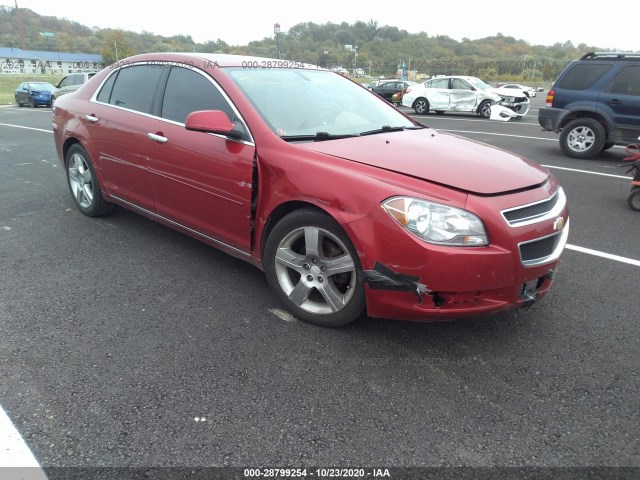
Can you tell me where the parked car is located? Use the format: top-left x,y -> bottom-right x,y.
402,76 -> 529,118
14,81 -> 55,107
538,51 -> 640,159
52,53 -> 569,327
501,83 -> 537,97
371,80 -> 417,103
51,72 -> 98,103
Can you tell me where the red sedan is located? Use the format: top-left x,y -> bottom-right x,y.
52,53 -> 569,327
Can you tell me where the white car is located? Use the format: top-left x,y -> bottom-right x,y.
500,83 -> 537,97
402,76 -> 529,118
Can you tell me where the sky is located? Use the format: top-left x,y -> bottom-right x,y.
8,0 -> 639,52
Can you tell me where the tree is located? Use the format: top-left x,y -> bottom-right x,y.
100,30 -> 135,64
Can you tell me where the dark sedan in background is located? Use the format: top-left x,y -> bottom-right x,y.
370,80 -> 417,103
14,81 -> 55,107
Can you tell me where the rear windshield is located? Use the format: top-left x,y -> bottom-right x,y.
557,63 -> 613,90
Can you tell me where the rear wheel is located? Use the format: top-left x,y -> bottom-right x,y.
264,209 -> 365,327
629,189 -> 640,211
413,98 -> 429,115
66,144 -> 115,217
559,118 -> 606,159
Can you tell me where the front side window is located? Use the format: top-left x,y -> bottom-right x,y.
161,67 -> 234,123
604,65 -> 640,96
428,78 -> 449,89
451,78 -> 471,90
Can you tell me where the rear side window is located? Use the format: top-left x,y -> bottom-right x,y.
557,63 -> 613,90
428,78 -> 449,89
604,65 -> 640,96
107,65 -> 164,114
160,66 -> 234,123
96,71 -> 118,103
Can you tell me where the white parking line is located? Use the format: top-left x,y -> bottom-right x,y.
566,244 -> 640,267
0,123 -> 52,134
0,405 -> 48,478
541,164 -> 630,180
440,128 -> 557,141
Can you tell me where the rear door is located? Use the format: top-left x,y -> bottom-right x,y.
599,64 -> 640,143
425,78 -> 450,110
89,64 -> 167,211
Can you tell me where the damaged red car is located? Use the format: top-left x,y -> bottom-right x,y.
52,53 -> 569,327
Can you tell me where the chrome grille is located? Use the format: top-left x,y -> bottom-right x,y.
502,189 -> 566,227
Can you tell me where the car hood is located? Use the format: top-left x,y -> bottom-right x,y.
491,87 -> 527,98
296,129 -> 549,195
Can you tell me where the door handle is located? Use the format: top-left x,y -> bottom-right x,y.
84,114 -> 98,123
607,99 -> 621,106
147,132 -> 168,143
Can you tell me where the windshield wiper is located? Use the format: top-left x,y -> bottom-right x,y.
280,132 -> 359,142
359,125 -> 424,136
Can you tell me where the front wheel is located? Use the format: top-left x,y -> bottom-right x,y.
66,144 -> 115,217
263,209 -> 365,327
559,118 -> 606,159
478,100 -> 493,118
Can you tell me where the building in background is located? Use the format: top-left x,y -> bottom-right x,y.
0,47 -> 103,74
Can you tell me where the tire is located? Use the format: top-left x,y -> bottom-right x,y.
413,98 -> 429,115
628,189 -> 640,211
263,209 -> 366,327
478,100 -> 493,118
559,118 -> 606,159
65,144 -> 115,217
29,98 -> 36,108
601,142 -> 614,151
435,110 -> 445,115
15,96 -> 23,107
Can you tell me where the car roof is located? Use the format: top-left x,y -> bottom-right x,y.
111,52 -> 318,69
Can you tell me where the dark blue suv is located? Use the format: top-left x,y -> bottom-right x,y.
538,52 -> 640,159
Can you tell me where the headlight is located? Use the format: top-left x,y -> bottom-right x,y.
382,197 -> 488,246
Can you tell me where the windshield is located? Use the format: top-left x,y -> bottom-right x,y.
28,83 -> 54,92
225,68 -> 418,138
467,78 -> 495,91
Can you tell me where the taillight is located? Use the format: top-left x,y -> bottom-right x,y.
545,89 -> 555,107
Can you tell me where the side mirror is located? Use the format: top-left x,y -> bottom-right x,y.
185,110 -> 244,139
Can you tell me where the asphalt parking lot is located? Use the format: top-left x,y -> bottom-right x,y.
1,95 -> 639,477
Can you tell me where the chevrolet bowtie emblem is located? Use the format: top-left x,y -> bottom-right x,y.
553,217 -> 565,231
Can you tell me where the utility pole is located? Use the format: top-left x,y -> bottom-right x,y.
15,1 -> 26,50
274,23 -> 280,59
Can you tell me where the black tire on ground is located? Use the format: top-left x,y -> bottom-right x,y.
559,118 -> 606,159
601,142 -> 615,151
263,208 -> 366,328
65,144 -> 115,217
628,189 -> 640,211
478,100 -> 493,118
